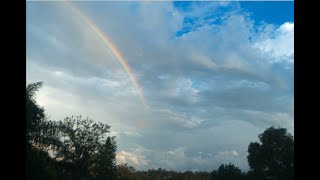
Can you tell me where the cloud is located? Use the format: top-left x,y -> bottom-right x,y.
216,150 -> 239,158
27,1 -> 293,172
122,131 -> 142,138
212,150 -> 244,169
27,24 -> 68,51
116,150 -> 148,166
254,22 -> 294,63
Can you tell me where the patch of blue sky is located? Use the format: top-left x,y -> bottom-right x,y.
173,1 -> 241,37
192,81 -> 209,91
239,1 -> 294,26
173,1 -> 194,12
173,1 -> 293,38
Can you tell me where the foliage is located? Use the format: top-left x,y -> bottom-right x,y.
55,115 -> 116,179
26,82 -> 59,180
26,82 -> 45,145
247,126 -> 294,180
26,82 -> 117,180
94,136 -> 117,179
26,82 -> 60,149
26,146 -> 58,180
215,163 -> 244,180
117,163 -> 136,180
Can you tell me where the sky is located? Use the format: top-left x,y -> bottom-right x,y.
26,1 -> 294,172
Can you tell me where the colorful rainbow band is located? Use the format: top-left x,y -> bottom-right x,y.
65,1 -> 149,108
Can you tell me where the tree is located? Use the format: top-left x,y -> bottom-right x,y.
26,82 -> 59,149
26,82 -> 59,180
26,82 -> 118,180
215,163 -> 243,180
94,136 -> 117,179
210,170 -> 217,180
247,126 -> 294,180
55,115 -> 116,180
26,82 -> 45,145
117,163 -> 136,180
26,147 -> 58,180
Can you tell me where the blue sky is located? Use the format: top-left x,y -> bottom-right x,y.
27,1 -> 293,172
240,1 -> 294,25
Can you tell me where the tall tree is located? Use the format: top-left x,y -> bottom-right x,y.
26,82 -> 59,149
26,82 -> 59,180
26,82 -> 45,145
247,126 -> 294,180
94,136 -> 117,179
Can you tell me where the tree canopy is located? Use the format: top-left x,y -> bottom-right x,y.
247,126 -> 294,180
26,82 -> 117,180
55,116 -> 117,179
215,163 -> 243,180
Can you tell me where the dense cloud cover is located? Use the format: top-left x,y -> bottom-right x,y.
27,1 -> 293,172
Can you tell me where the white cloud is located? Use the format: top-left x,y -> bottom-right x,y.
210,149 -> 247,170
109,130 -> 120,138
216,150 -> 239,158
116,150 -> 148,166
167,147 -> 186,158
174,78 -> 199,99
254,22 -> 294,63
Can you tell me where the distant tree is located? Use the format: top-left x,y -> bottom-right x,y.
215,163 -> 243,180
243,170 -> 257,180
55,115 -> 116,180
247,126 -> 294,180
210,170 -> 217,180
194,171 -> 210,180
182,170 -> 194,180
117,163 -> 136,180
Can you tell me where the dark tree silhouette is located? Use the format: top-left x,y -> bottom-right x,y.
26,82 -> 118,180
26,82 -> 59,180
55,115 -> 117,179
247,126 -> 294,180
26,82 -> 60,149
94,136 -> 117,179
117,163 -> 136,180
26,82 -> 45,145
210,170 -> 218,180
215,163 -> 244,180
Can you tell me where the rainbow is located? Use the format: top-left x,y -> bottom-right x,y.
65,1 -> 149,108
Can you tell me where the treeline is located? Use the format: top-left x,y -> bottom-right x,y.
116,163 -> 246,180
26,82 -> 293,180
